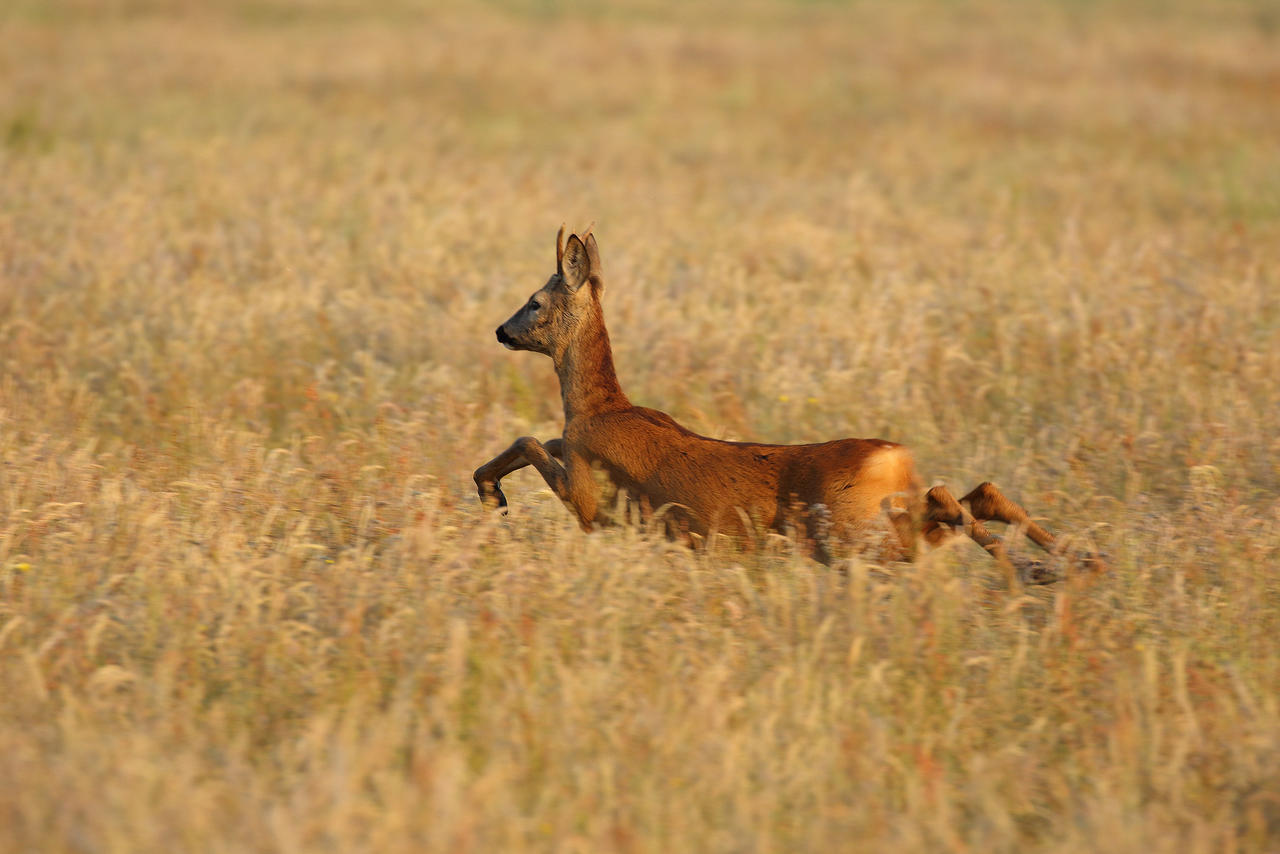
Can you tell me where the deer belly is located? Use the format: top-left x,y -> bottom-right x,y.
615,458 -> 778,536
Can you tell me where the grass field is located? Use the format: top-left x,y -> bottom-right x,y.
2,0 -> 1279,850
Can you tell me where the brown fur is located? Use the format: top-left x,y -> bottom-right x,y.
475,229 -> 1104,583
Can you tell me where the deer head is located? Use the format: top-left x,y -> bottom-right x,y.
495,226 -> 603,358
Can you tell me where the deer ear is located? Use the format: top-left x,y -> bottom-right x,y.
584,233 -> 602,279
561,234 -> 592,293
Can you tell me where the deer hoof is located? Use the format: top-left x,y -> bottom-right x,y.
1016,556 -> 1061,586
478,480 -> 509,511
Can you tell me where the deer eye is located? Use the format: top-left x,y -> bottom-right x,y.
529,299 -> 542,311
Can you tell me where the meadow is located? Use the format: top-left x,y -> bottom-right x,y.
2,0 -> 1278,850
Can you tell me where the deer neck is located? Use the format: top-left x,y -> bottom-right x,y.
554,305 -> 630,423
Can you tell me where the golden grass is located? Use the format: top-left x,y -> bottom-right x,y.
2,0 -> 1278,850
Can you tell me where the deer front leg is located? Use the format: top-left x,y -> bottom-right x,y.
564,451 -> 602,531
473,437 -> 567,511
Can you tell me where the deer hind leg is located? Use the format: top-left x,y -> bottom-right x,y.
473,437 -> 567,511
922,485 -> 1019,572
962,482 -> 1108,576
960,482 -> 1057,552
924,482 -> 1083,585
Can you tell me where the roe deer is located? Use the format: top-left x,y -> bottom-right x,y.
474,227 -> 1102,583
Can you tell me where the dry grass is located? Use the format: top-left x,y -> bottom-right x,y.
2,0 -> 1279,851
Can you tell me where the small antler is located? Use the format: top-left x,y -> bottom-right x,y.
580,221 -> 595,242
556,224 -> 566,274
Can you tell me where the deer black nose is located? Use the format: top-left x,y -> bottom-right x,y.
496,326 -> 513,346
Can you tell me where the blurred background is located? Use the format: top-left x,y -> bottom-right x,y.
4,0 -> 1277,506
2,1 -> 1278,850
